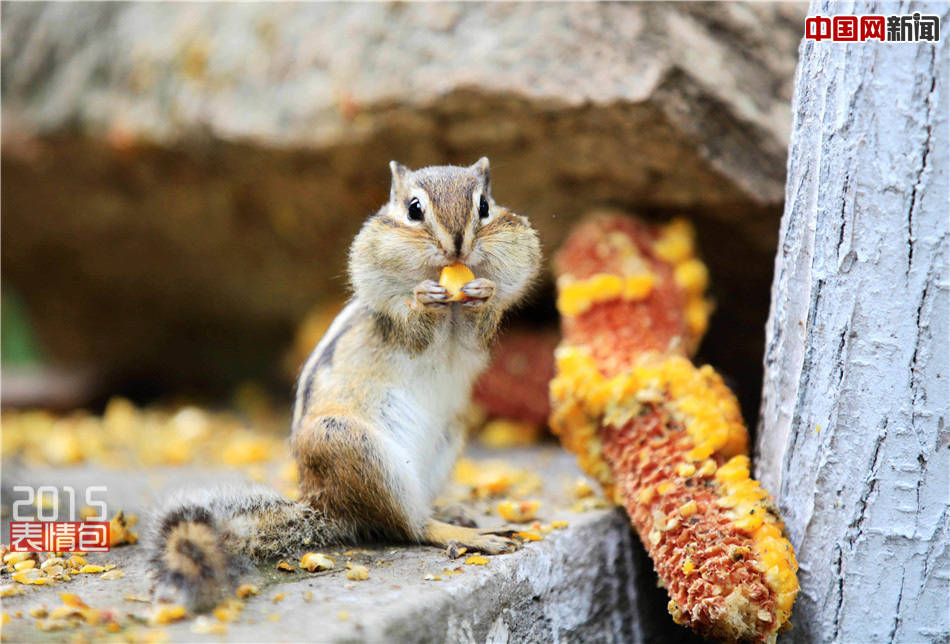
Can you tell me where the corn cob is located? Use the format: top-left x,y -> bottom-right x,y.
549,211 -> 798,643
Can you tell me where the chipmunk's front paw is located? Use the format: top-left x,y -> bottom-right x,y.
461,278 -> 495,308
414,280 -> 451,308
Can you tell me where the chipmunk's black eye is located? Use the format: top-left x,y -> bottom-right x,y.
407,197 -> 423,221
479,195 -> 490,219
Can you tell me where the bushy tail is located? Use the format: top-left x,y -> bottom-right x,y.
149,485 -> 346,611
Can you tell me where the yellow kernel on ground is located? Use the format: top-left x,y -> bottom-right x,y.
101,570 -> 124,580
464,556 -> 489,566
439,262 -> 475,301
300,553 -> 335,573
337,611 -> 350,621
497,500 -> 541,523
345,564 -> 369,581
4,552 -> 32,565
13,560 -> 36,571
49,606 -> 80,620
674,259 -> 709,294
78,565 -> 105,574
682,558 -> 696,575
679,501 -> 698,517
271,593 -> 286,603
66,556 -> 86,569
236,584 -> 259,598
479,419 -> 541,448
276,561 -> 295,572
1,585 -> 24,598
515,530 -> 543,542
572,477 -> 595,499
148,604 -> 187,626
550,521 -> 569,530
221,437 -> 273,465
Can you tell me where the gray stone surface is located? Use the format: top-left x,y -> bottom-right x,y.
0,446 -> 705,643
1,3 -> 805,421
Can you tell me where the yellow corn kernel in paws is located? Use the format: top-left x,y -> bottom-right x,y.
300,553 -> 335,573
497,499 -> 541,523
439,263 -> 475,301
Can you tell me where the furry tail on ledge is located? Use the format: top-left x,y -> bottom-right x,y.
149,485 -> 351,611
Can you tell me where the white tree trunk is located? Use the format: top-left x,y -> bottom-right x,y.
756,2 -> 949,642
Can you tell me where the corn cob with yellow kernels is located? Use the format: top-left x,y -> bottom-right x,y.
549,211 -> 798,643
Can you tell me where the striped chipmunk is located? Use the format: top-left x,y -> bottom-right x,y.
149,158 -> 542,610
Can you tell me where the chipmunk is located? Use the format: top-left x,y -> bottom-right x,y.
149,158 -> 542,610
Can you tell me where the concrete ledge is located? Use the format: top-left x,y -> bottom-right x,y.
1,447 -> 706,642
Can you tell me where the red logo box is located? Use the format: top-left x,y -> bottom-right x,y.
9,522 -> 111,553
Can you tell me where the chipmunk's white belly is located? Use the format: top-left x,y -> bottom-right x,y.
379,335 -> 487,512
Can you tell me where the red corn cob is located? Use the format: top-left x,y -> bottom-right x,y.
549,211 -> 798,643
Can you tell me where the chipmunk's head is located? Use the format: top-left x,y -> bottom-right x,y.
384,157 -> 493,264
350,158 -> 541,310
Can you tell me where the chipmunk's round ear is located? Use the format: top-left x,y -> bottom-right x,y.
472,157 -> 490,183
389,161 -> 409,201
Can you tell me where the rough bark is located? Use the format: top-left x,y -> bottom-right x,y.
0,2 -> 805,408
756,2 -> 949,642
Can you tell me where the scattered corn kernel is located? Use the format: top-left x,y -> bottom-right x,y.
345,564 -> 369,581
236,584 -> 259,598
78,565 -> 105,574
497,499 -> 541,523
464,556 -> 489,566
300,553 -> 335,573
101,570 -> 124,580
276,561 -> 295,572
148,604 -> 188,626
0,585 -> 23,597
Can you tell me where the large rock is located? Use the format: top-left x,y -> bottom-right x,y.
1,2 -> 805,406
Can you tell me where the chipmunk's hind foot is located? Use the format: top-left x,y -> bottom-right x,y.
425,519 -> 520,556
